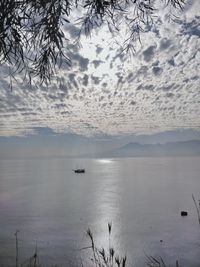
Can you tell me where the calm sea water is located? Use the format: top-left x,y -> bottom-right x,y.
0,157 -> 200,266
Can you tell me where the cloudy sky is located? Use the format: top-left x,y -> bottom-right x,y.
0,0 -> 200,157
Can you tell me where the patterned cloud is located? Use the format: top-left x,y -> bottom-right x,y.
0,0 -> 199,137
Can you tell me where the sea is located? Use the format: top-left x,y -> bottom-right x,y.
0,157 -> 200,266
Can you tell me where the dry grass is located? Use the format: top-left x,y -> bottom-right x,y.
82,223 -> 126,267
146,255 -> 180,267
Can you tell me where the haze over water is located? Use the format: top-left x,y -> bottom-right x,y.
0,156 -> 200,267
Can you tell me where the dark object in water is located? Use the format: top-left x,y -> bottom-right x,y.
181,211 -> 188,216
74,169 -> 85,173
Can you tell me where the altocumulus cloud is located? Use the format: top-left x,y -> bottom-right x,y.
0,0 -> 200,137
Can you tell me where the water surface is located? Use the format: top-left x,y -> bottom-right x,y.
0,157 -> 200,266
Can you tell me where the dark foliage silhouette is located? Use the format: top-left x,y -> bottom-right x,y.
0,0 -> 185,84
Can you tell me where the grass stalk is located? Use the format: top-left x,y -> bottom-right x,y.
192,194 -> 200,225
15,230 -> 20,267
84,225 -> 126,267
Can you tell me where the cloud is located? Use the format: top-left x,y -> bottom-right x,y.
70,53 -> 89,71
152,66 -> 163,76
96,46 -> 103,55
181,16 -> 200,37
159,38 -> 171,50
0,0 -> 200,137
92,60 -> 104,68
143,45 -> 156,62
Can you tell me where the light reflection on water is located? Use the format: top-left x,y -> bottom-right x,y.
89,159 -> 122,242
96,159 -> 114,164
0,157 -> 200,266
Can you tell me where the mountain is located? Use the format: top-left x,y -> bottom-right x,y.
101,140 -> 200,157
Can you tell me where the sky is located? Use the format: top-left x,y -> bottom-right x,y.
0,0 -> 200,157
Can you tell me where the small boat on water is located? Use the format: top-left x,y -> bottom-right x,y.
74,169 -> 85,173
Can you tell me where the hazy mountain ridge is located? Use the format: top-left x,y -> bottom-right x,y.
102,140 -> 200,157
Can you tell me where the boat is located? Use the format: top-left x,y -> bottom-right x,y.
74,169 -> 85,173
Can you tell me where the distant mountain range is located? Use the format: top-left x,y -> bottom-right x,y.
101,140 -> 200,157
